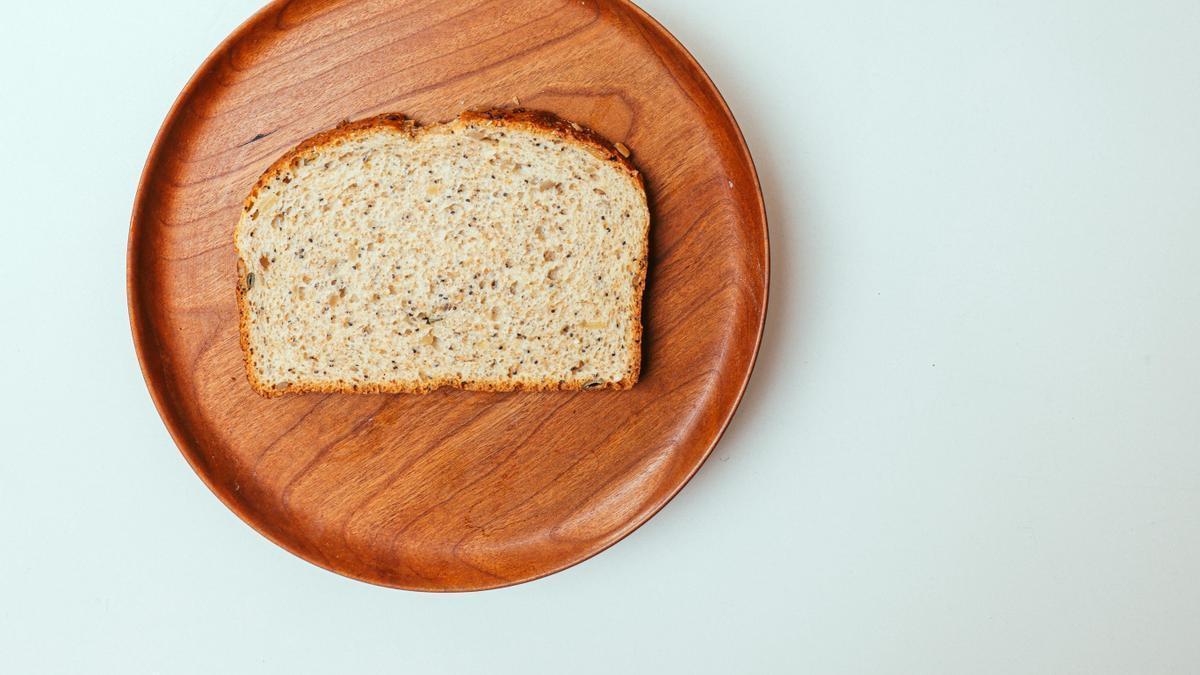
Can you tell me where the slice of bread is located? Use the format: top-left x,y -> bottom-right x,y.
234,109 -> 648,396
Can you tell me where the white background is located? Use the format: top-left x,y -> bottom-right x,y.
2,0 -> 1199,672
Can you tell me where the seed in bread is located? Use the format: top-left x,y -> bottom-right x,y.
234,109 -> 649,396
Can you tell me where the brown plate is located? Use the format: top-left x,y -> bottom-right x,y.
128,0 -> 768,591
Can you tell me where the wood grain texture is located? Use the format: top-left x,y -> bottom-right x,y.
128,0 -> 768,591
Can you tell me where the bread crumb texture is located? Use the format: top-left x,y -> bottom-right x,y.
234,110 -> 649,396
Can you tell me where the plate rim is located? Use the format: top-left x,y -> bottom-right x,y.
127,0 -> 770,591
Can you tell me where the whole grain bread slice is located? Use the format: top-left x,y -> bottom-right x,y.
234,109 -> 649,396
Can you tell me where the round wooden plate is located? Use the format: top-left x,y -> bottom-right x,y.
128,0 -> 768,591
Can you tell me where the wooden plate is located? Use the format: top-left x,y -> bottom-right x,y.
128,0 -> 768,591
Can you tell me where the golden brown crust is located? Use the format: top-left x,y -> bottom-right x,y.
456,108 -> 643,184
234,109 -> 648,397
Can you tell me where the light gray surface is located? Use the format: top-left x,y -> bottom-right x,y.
2,1 -> 1199,672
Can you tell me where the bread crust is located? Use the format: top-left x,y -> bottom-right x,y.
234,109 -> 649,397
